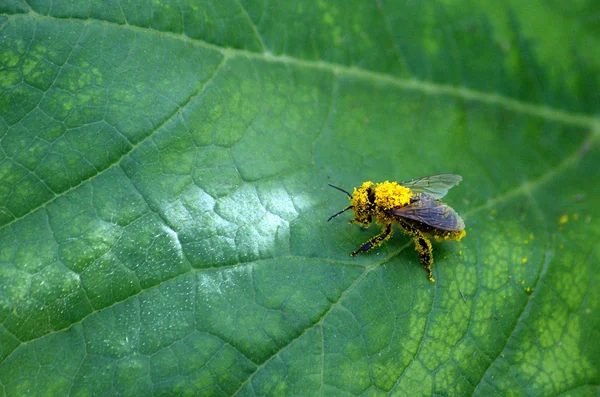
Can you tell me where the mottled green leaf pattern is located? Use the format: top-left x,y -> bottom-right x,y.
1,1 -> 599,396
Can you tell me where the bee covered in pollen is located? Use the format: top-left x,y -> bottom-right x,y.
327,174 -> 466,282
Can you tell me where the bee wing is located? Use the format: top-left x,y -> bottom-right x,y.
391,195 -> 465,231
400,174 -> 462,199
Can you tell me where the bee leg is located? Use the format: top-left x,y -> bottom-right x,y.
350,224 -> 392,256
413,233 -> 434,282
398,221 -> 435,282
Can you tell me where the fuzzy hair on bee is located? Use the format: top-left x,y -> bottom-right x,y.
328,174 -> 466,282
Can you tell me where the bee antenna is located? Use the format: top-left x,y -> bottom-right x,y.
327,206 -> 353,222
328,183 -> 352,199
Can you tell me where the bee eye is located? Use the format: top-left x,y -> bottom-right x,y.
367,187 -> 376,204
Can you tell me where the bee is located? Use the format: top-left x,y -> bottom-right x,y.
327,174 -> 466,282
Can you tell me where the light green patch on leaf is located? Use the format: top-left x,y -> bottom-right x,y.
1,1 -> 600,396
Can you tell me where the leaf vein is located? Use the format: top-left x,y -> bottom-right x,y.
233,0 -> 267,53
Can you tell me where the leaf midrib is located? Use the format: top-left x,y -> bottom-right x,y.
6,11 -> 598,128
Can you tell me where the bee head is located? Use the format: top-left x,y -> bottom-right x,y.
349,182 -> 375,226
326,182 -> 376,225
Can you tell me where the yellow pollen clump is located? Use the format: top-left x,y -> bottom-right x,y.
559,214 -> 568,225
434,229 -> 466,242
373,181 -> 412,210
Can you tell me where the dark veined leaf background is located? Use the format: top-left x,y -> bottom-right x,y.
1,0 -> 599,396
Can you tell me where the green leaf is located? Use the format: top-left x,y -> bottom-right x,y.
1,1 -> 599,396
